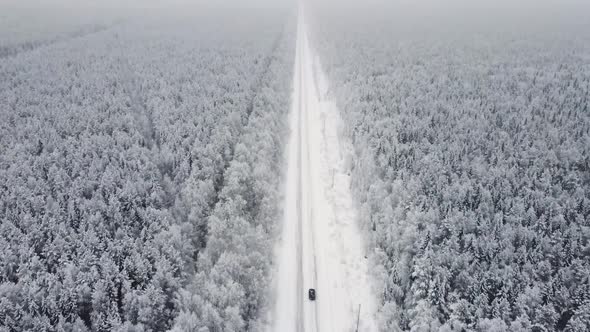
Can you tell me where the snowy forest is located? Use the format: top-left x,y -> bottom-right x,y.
308,2 -> 590,331
2,0 -> 590,331
0,2 -> 294,331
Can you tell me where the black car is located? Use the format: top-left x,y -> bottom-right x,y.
308,288 -> 316,301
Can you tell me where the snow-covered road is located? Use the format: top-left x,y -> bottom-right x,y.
270,7 -> 378,332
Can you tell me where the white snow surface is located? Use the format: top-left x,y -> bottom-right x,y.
269,7 -> 378,332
